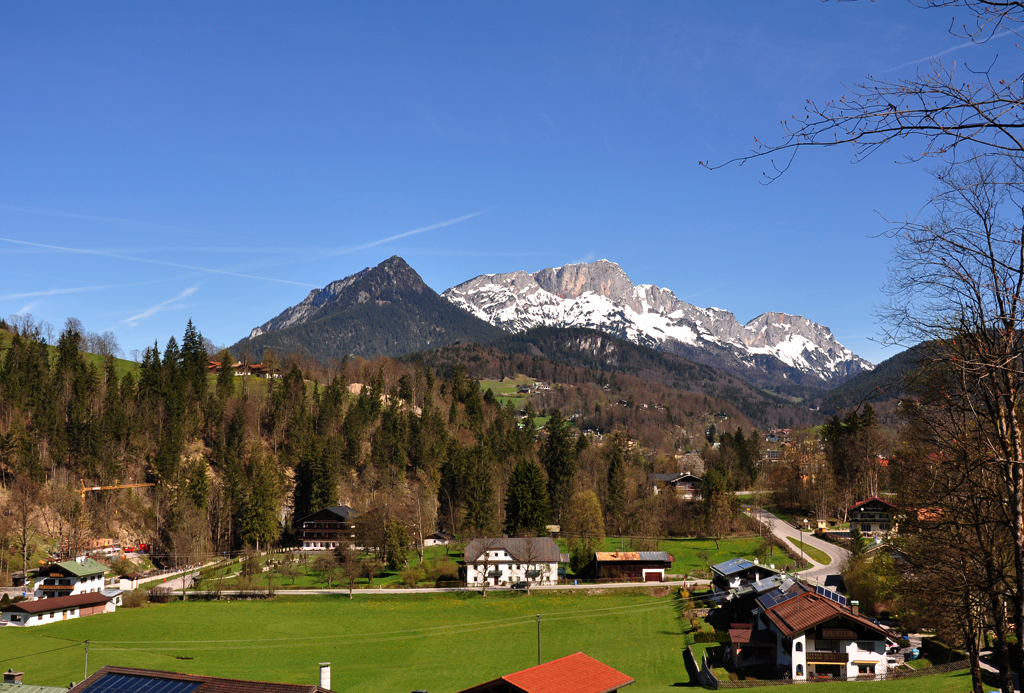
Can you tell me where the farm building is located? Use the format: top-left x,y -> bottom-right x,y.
297,505 -> 357,550
457,652 -> 633,693
0,593 -> 112,627
462,537 -> 562,587
582,551 -> 674,582
33,556 -> 106,599
70,665 -> 333,693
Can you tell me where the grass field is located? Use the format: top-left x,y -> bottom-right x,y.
569,536 -> 799,576
5,591 -> 690,692
2,592 -> 975,692
781,536 -> 832,565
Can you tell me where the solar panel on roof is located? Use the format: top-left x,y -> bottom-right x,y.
86,674 -> 202,693
815,584 -> 848,606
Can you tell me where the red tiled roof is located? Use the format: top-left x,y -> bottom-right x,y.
4,593 -> 110,614
763,592 -> 889,639
71,667 -> 330,693
849,496 -> 897,511
460,653 -> 633,693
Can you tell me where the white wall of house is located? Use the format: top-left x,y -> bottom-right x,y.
1,607 -> 84,627
34,572 -> 104,599
790,634 -> 807,680
302,540 -> 340,550
466,550 -> 558,586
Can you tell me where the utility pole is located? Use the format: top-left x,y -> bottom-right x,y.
84,640 -> 89,679
536,614 -> 541,666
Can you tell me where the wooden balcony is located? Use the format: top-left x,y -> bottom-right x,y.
806,652 -> 849,664
821,629 -> 858,640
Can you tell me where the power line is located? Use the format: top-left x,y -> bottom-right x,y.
0,641 -> 83,664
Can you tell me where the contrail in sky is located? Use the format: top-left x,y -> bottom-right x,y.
0,237 -> 317,287
321,210 -> 489,257
0,203 -> 213,236
0,284 -> 134,301
123,286 -> 198,326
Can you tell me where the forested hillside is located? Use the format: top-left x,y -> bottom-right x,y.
0,315 -> 765,575
408,327 -> 821,430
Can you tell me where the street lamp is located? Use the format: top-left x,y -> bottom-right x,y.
800,519 -> 808,570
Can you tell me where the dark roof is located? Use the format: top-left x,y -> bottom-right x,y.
4,593 -> 110,614
119,573 -> 145,580
464,537 -> 561,564
712,558 -> 755,576
458,653 -> 633,693
299,505 -> 355,523
647,473 -> 683,482
71,667 -> 331,693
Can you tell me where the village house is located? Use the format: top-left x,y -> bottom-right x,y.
0,592 -> 112,627
423,531 -> 454,547
70,665 -> 334,693
583,551 -> 674,583
33,556 -> 106,599
711,558 -> 778,594
755,582 -> 891,680
647,472 -> 702,499
457,652 -> 633,693
118,573 -> 144,591
0,670 -> 68,693
848,497 -> 897,536
462,537 -> 562,587
297,505 -> 357,551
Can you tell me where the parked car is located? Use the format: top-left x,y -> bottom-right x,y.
887,645 -> 901,654
510,581 -> 529,590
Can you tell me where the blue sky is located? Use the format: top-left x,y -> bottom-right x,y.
0,2 -> 1001,364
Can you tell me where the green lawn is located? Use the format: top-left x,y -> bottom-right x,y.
5,591 -> 693,692
558,536 -> 797,577
781,536 -> 832,565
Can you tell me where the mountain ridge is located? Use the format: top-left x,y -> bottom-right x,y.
232,256 -> 504,361
442,259 -> 872,387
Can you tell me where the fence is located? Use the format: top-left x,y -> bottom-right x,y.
695,659 -> 970,689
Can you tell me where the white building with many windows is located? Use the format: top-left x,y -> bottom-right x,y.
462,537 -> 563,587
33,556 -> 107,599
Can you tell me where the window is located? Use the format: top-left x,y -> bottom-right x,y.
862,524 -> 871,532
857,642 -> 876,652
857,664 -> 875,675
795,642 -> 803,652
796,665 -> 803,676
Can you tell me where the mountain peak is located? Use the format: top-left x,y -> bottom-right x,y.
248,256 -> 428,339
237,257 -> 502,360
442,260 -> 872,384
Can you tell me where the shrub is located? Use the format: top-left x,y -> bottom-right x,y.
148,586 -> 175,603
693,631 -> 731,643
122,589 -> 148,608
400,568 -> 424,587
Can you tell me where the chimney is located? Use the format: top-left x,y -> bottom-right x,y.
4,670 -> 23,685
319,663 -> 330,690
851,600 -> 860,616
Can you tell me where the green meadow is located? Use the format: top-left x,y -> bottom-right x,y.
1,592 -> 973,692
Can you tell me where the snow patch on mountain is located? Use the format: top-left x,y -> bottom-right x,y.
442,260 -> 872,383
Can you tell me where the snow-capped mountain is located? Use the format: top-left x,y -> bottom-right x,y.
441,260 -> 872,384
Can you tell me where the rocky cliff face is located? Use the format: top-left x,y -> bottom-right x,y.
442,260 -> 872,384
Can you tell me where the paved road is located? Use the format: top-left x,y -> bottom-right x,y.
748,507 -> 850,584
192,579 -> 712,597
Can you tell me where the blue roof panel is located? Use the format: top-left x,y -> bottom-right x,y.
85,675 -> 201,693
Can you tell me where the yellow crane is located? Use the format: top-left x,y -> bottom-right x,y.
79,479 -> 155,499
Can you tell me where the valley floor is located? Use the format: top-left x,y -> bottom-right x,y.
1,592 -> 976,693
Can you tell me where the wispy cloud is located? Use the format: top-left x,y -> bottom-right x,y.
13,302 -> 37,316
571,252 -> 596,265
123,287 -> 198,327
0,284 -> 136,301
0,203 -> 214,237
887,31 -> 1013,72
0,237 -> 317,287
323,210 -> 489,258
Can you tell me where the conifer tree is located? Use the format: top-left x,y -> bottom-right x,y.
540,410 -> 576,524
605,434 -> 626,534
503,459 -> 548,536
